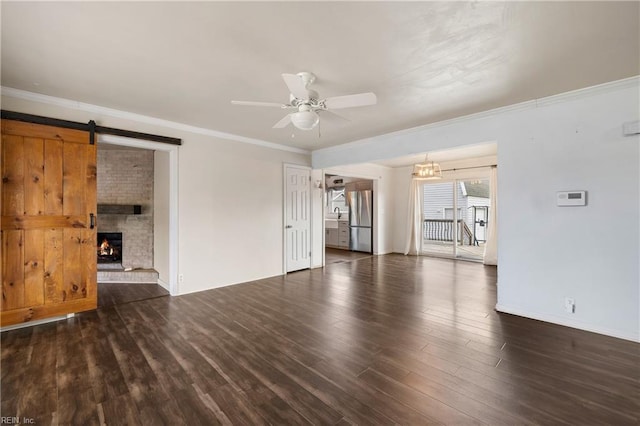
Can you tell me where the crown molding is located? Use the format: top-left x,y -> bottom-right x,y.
4,76 -> 637,158
313,75 -> 640,156
1,86 -> 310,155
535,75 -> 640,107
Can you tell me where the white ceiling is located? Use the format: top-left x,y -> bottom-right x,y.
1,2 -> 638,152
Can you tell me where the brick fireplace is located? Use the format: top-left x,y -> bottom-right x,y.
97,147 -> 155,280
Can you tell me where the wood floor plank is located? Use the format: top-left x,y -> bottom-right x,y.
197,383 -> 266,425
494,358 -> 640,421
97,282 -> 169,309
171,384 -> 226,426
401,371 -> 526,425
97,307 -> 176,420
455,364 -> 639,425
115,303 -> 195,392
167,298 -> 312,424
201,296 -> 397,425
127,301 -> 229,394
17,323 -> 58,422
1,253 -> 639,424
77,311 -> 130,404
135,394 -> 188,426
312,359 -> 437,425
194,316 -> 344,424
99,394 -> 142,426
358,367 -> 481,425
56,384 -> 100,426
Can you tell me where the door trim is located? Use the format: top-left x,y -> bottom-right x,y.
322,169 -> 380,257
283,163 -> 312,275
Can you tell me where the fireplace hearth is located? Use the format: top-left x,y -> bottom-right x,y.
97,232 -> 123,265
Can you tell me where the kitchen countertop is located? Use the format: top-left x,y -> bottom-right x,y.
325,218 -> 349,229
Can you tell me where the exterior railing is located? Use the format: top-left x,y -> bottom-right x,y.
423,219 -> 476,245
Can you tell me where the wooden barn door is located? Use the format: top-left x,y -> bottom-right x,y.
1,119 -> 97,326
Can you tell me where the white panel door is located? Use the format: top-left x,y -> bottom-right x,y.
285,165 -> 311,272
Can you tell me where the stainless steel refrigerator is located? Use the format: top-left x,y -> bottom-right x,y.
347,189 -> 373,253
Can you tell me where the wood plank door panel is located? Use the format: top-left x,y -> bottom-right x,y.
1,119 -> 97,326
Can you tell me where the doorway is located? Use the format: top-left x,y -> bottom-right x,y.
95,142 -> 171,307
421,177 -> 491,262
323,173 -> 375,266
99,134 -> 178,295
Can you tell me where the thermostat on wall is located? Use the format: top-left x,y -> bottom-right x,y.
557,191 -> 586,206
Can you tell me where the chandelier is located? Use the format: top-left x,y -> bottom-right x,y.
412,154 -> 442,180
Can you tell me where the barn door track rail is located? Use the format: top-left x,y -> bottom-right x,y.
1,110 -> 182,146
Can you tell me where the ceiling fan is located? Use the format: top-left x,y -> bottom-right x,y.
231,72 -> 377,131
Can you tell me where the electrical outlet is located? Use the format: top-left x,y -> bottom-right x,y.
179,274 -> 184,283
564,297 -> 575,313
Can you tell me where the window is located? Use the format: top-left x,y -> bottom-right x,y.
328,188 -> 349,213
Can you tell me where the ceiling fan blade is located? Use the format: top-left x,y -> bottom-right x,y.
324,92 -> 377,110
318,110 -> 351,127
231,100 -> 285,108
282,73 -> 309,99
272,114 -> 292,129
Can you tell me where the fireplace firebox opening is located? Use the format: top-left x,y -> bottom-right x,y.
97,232 -> 123,265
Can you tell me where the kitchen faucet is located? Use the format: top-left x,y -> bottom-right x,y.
334,206 -> 341,219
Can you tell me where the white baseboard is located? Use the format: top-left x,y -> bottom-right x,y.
495,303 -> 640,343
157,278 -> 170,291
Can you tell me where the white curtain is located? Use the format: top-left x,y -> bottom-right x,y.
404,178 -> 423,255
483,166 -> 498,265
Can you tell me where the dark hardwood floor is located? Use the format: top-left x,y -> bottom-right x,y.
2,254 -> 639,425
97,283 -> 170,309
325,247 -> 373,265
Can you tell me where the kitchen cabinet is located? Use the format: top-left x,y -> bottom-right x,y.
345,180 -> 373,192
338,221 -> 349,248
326,228 -> 338,246
326,221 -> 350,249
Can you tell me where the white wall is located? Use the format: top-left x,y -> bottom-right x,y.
391,166 -> 413,254
313,78 -> 640,342
154,150 -> 170,290
177,138 -> 308,293
310,168 -> 324,268
2,94 -> 311,296
316,163 -> 396,256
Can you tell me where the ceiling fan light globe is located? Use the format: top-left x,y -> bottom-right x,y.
291,110 -> 319,130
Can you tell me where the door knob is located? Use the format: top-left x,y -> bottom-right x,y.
285,225 -> 293,229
